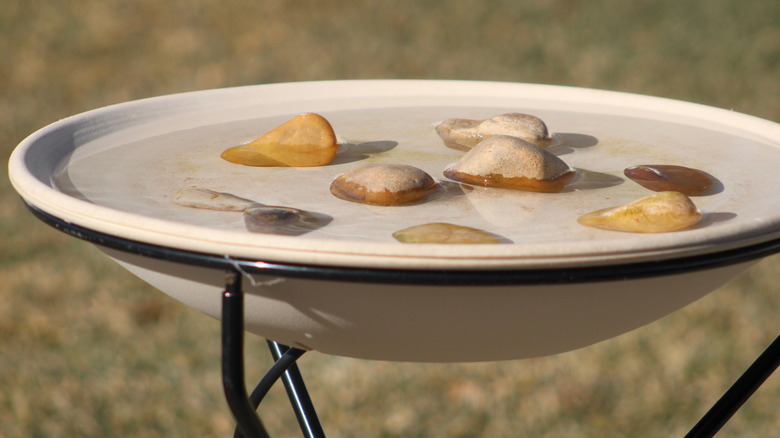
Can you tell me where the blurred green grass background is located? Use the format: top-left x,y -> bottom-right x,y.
2,1 -> 779,436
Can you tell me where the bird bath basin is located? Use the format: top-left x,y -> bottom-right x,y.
9,80 -> 780,362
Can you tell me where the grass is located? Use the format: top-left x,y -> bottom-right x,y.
2,1 -> 779,436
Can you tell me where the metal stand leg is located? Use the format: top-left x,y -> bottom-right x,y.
222,266 -> 777,438
265,341 -> 326,438
223,270 -> 271,438
222,270 -> 326,438
685,333 -> 780,438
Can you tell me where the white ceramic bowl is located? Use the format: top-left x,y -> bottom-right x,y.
9,80 -> 780,361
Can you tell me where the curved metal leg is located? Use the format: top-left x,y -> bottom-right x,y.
232,345 -> 308,438
223,270 -> 271,438
223,270 -> 325,438
685,333 -> 780,438
223,266 -> 777,438
265,341 -> 326,438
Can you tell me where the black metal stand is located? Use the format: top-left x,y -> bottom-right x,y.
221,269 -> 778,438
24,205 -> 780,438
684,333 -> 780,438
223,270 -> 325,438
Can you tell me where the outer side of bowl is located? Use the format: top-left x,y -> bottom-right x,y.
101,247 -> 755,362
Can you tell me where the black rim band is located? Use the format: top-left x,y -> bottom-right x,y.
28,202 -> 780,286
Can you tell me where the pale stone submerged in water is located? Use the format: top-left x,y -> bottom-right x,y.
435,113 -> 553,150
172,187 -> 258,211
172,187 -> 331,235
443,135 -> 575,192
330,163 -> 439,206
393,222 -> 504,244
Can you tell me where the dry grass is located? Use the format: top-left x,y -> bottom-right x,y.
2,1 -> 779,436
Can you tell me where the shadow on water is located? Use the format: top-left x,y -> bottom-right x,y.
694,211 -> 738,229
565,168 -> 625,191
548,133 -> 600,156
330,140 -> 399,165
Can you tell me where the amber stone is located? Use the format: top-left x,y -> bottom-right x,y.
393,222 -> 503,244
577,191 -> 702,233
624,164 -> 716,196
221,113 -> 338,167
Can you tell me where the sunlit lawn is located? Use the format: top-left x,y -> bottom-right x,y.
2,1 -> 779,436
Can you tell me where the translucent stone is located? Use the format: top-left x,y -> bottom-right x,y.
577,191 -> 702,233
624,164 -> 716,195
443,135 -> 575,192
393,222 -> 503,244
435,113 -> 553,150
172,187 -> 331,236
244,206 -> 330,236
330,164 -> 439,206
172,187 -> 257,211
221,113 -> 338,167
